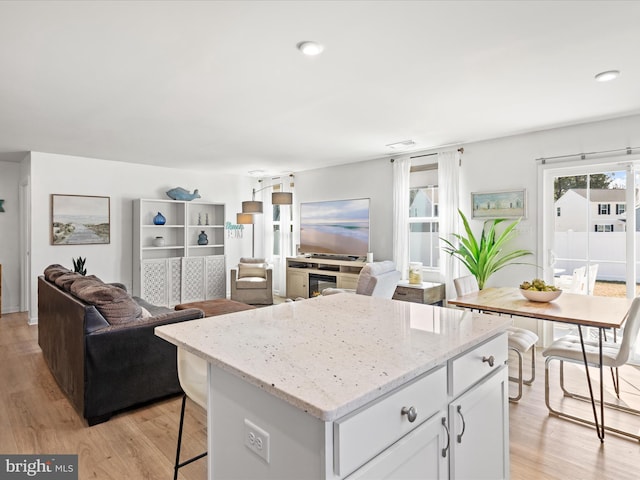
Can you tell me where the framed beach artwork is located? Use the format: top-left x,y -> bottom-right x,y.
51,194 -> 111,245
471,189 -> 526,219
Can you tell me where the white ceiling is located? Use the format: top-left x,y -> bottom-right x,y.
1,0 -> 639,175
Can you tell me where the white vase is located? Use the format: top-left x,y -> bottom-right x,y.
153,236 -> 165,247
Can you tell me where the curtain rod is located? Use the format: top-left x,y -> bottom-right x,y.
390,147 -> 464,163
536,146 -> 638,164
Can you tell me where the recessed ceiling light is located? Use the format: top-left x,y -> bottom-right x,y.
594,70 -> 620,82
297,41 -> 324,56
386,140 -> 416,150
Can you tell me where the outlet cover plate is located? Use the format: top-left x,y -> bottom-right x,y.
244,418 -> 270,463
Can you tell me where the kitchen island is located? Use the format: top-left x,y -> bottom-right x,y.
156,293 -> 511,479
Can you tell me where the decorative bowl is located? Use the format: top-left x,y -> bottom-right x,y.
519,288 -> 562,303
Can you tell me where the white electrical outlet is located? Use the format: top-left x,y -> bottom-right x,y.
244,418 -> 270,463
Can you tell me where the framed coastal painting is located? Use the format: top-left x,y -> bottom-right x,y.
51,194 -> 111,245
471,189 -> 526,219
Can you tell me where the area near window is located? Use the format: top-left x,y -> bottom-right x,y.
409,163 -> 439,269
541,157 -> 640,363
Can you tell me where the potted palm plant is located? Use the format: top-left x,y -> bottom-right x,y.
441,210 -> 532,289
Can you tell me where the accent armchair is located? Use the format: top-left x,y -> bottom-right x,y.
230,257 -> 273,305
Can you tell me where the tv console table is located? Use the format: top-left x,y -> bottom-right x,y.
286,256 -> 366,299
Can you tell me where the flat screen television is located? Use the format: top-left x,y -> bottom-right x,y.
299,198 -> 370,258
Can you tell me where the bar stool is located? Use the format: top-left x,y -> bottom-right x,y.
174,348 -> 207,480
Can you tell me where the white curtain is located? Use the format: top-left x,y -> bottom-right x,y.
262,176 -> 293,296
438,150 -> 461,300
393,157 -> 411,280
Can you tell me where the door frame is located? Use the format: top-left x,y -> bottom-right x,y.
537,154 -> 640,344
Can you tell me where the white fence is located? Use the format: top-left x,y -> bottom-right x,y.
554,231 -> 639,281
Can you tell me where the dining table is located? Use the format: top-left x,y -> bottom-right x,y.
448,287 -> 635,442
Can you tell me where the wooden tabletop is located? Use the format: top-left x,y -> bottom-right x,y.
449,287 -> 634,329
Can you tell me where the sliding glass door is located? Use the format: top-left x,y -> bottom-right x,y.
541,159 -> 640,362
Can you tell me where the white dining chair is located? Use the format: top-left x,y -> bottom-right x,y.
174,348 -> 208,480
555,266 -> 587,294
453,275 -> 539,402
542,295 -> 640,421
586,263 -> 599,295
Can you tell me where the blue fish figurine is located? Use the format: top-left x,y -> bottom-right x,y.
166,187 -> 201,201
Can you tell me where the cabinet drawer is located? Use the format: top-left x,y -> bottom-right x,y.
338,275 -> 358,290
449,332 -> 507,398
334,366 -> 447,477
392,286 -> 424,303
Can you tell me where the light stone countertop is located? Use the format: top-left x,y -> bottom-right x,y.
155,293 -> 510,421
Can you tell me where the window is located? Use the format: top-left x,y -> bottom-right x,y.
617,204 -> 626,215
409,165 -> 439,268
594,224 -> 614,232
598,203 -> 611,215
556,207 -> 561,217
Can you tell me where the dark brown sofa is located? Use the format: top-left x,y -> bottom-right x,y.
38,265 -> 204,425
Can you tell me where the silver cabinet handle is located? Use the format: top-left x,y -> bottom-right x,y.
401,406 -> 417,423
456,405 -> 466,443
482,355 -> 495,367
441,417 -> 450,458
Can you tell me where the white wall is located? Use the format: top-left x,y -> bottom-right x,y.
27,152 -> 254,322
0,160 -> 21,314
293,157 -> 394,262
459,114 -> 640,289
292,114 -> 640,292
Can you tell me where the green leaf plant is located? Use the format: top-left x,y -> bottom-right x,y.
441,209 -> 533,290
72,256 -> 87,276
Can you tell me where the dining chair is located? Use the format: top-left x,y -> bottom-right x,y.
586,263 -> 599,295
174,348 -> 208,480
555,266 -> 587,294
542,295 -> 640,421
453,275 -> 539,402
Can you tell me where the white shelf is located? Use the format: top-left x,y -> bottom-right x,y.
133,199 -> 227,304
143,224 -> 184,228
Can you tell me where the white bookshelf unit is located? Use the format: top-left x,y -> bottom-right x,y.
133,199 -> 226,306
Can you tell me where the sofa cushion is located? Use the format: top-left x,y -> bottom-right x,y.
44,264 -> 70,282
69,275 -> 104,295
238,263 -> 266,279
54,272 -> 85,291
236,277 -> 268,289
73,283 -> 142,325
239,257 -> 266,264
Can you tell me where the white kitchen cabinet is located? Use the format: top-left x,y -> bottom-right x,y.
133,198 -> 226,305
448,366 -> 509,480
348,333 -> 509,480
347,411 -> 449,480
445,331 -> 509,480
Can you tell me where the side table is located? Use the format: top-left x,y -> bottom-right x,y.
392,280 -> 445,305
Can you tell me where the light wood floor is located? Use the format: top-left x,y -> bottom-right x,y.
1,311 -> 639,479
